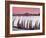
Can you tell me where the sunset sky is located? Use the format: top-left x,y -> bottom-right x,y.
12,7 -> 40,15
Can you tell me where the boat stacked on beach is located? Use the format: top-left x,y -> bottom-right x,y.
13,16 -> 40,30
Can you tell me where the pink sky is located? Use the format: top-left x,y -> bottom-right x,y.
12,7 -> 40,14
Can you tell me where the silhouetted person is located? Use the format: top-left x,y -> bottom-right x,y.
17,19 -> 22,29
20,20 -> 24,29
29,20 -> 32,30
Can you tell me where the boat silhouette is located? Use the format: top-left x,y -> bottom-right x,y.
13,13 -> 40,16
